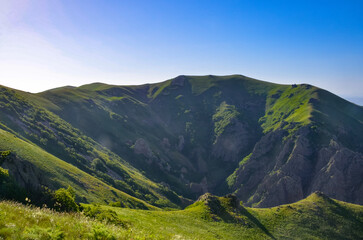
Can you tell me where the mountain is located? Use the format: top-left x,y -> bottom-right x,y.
1,192 -> 362,239
0,75 -> 362,208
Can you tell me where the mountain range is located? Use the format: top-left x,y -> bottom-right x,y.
0,74 -> 362,209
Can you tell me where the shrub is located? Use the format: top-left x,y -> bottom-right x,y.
53,186 -> 79,212
83,204 -> 128,227
0,167 -> 9,181
92,158 -> 107,172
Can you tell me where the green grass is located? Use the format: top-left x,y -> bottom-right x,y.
0,129 -> 156,209
148,80 -> 172,99
226,153 -> 252,188
212,101 -> 240,140
0,192 -> 362,239
260,84 -> 318,133
0,201 -> 137,239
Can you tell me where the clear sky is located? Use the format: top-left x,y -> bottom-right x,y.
0,0 -> 362,101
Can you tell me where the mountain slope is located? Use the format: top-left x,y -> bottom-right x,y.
0,129 -> 154,209
1,75 -> 362,208
34,75 -> 363,207
229,86 -> 363,207
0,85 -> 182,208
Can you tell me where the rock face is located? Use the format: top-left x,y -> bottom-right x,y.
231,126 -> 363,207
310,145 -> 363,203
212,119 -> 251,162
1,152 -> 49,193
134,138 -> 154,158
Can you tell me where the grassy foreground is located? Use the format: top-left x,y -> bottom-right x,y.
0,192 -> 362,240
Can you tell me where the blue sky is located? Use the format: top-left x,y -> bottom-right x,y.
0,0 -> 362,102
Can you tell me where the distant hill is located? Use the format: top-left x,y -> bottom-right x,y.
0,75 -> 362,208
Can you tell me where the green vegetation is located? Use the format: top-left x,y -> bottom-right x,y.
213,101 -> 240,140
226,153 -> 253,188
0,151 -> 26,202
0,167 -> 25,202
53,187 -> 79,212
148,80 -> 172,99
0,85 -> 181,208
0,193 -> 362,239
259,84 -> 318,133
0,129 -> 155,209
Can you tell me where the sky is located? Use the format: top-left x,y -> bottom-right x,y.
0,0 -> 362,103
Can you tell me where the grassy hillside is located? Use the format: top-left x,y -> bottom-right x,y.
0,128 -> 155,209
0,85 -> 181,208
0,192 -> 362,239
260,84 -> 318,134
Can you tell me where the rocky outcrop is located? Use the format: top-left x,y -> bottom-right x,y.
310,142 -> 363,204
1,153 -> 50,192
133,138 -> 154,158
212,119 -> 251,162
190,177 -> 208,194
232,126 -> 363,207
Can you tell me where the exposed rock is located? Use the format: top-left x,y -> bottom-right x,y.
134,138 -> 154,158
161,138 -> 171,148
177,135 -> 185,151
190,177 -> 208,194
106,168 -> 123,180
212,119 -> 251,162
310,146 -> 363,204
1,153 -> 50,192
233,126 -> 363,207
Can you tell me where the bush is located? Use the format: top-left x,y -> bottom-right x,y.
92,158 -> 107,172
0,167 -> 9,181
53,186 -> 79,212
83,204 -> 128,227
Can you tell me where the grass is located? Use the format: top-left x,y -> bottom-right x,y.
0,201 -> 135,239
212,101 -> 240,140
260,84 -> 318,133
0,192 -> 362,239
0,129 -> 155,209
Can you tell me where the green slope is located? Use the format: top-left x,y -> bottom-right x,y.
0,128 -> 155,209
0,192 -> 362,239
0,85 -> 182,208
